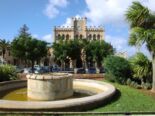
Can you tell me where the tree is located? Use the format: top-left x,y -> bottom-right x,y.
0,64 -> 17,82
126,1 -> 155,91
129,52 -> 152,85
67,39 -> 82,68
11,25 -> 48,71
0,39 -> 9,59
85,40 -> 114,68
52,40 -> 68,69
19,24 -> 31,38
52,39 -> 114,69
103,55 -> 132,84
11,25 -> 31,60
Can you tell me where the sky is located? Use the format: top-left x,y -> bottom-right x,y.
0,0 -> 155,58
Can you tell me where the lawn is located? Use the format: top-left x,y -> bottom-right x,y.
93,80 -> 155,112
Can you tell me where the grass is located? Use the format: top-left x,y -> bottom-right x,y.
93,80 -> 155,112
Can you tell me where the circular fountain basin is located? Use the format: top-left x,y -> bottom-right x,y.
27,73 -> 73,100
0,76 -> 116,111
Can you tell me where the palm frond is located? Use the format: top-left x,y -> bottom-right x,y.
126,1 -> 154,29
128,27 -> 145,46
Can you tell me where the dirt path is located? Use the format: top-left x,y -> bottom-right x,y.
139,89 -> 155,100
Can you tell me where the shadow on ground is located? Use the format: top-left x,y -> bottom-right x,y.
90,89 -> 121,111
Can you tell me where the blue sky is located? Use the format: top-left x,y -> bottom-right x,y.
0,0 -> 154,58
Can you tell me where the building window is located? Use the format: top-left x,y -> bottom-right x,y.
58,34 -> 61,40
62,34 -> 65,40
80,35 -> 83,39
13,59 -> 17,65
88,34 -> 92,40
93,34 -> 96,40
8,51 -> 11,56
8,60 -> 10,64
97,34 -> 100,40
66,34 -> 69,40
75,35 -> 78,39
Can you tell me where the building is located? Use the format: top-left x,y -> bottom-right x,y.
54,17 -> 104,41
0,47 -> 54,67
53,17 -> 105,68
115,51 -> 128,59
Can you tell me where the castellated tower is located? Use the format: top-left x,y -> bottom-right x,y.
72,17 -> 87,39
54,17 -> 104,42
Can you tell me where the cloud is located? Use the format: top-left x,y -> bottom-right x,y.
62,15 -> 81,26
105,34 -> 151,58
106,35 -> 128,51
47,0 -> 153,57
42,34 -> 53,43
32,34 -> 39,38
84,0 -> 155,26
105,34 -> 137,57
62,17 -> 72,26
83,0 -> 154,57
44,0 -> 69,19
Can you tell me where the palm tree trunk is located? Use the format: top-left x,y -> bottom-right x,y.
1,53 -> 4,64
2,48 -> 5,59
151,53 -> 155,92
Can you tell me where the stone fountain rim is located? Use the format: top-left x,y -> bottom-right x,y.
26,73 -> 72,80
0,79 -> 116,111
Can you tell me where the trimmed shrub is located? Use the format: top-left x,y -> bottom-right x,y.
103,55 -> 132,84
142,83 -> 152,90
104,73 -> 115,82
126,78 -> 132,85
130,81 -> 135,87
0,64 -> 17,82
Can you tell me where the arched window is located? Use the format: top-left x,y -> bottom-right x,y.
93,34 -> 96,40
62,34 -> 65,40
75,35 -> 78,39
89,34 -> 92,40
80,35 -> 83,39
66,34 -> 69,40
97,34 -> 100,40
58,34 -> 61,40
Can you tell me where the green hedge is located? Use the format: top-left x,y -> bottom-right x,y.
103,55 -> 132,84
0,64 -> 17,82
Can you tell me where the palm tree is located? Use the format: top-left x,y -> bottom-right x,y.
0,39 -> 9,59
126,1 -> 155,91
129,52 -> 152,85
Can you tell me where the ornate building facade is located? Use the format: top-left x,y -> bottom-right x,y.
54,17 -> 104,41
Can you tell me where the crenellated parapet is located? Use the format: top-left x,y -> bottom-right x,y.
54,26 -> 74,31
86,26 -> 104,31
71,17 -> 87,21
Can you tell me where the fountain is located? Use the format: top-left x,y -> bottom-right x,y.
0,73 -> 116,111
27,74 -> 73,100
